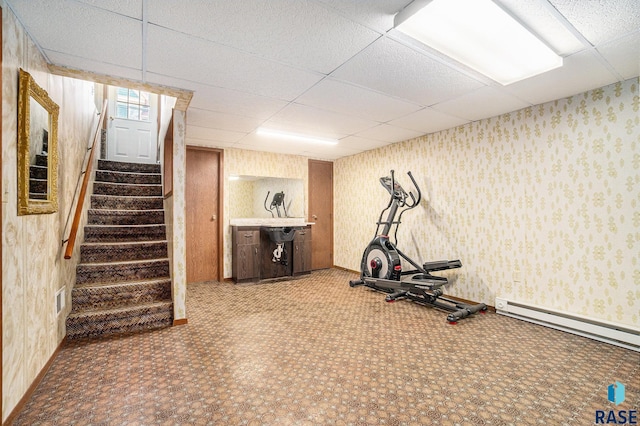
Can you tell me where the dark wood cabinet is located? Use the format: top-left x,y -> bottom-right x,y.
260,228 -> 293,279
232,225 -> 312,283
231,227 -> 260,282
293,226 -> 312,275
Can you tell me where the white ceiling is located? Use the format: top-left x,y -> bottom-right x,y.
6,0 -> 639,160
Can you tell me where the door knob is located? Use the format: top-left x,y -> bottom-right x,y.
312,214 -> 318,220
211,214 -> 217,221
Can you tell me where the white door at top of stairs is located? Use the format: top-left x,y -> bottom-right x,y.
107,86 -> 158,164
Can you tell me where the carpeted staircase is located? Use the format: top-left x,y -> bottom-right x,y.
29,153 -> 48,199
66,160 -> 173,339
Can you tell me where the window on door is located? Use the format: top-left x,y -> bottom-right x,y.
115,87 -> 151,121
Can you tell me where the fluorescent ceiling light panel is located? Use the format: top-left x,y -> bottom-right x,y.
394,0 -> 563,85
256,127 -> 338,145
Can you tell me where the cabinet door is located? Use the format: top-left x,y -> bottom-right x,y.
293,227 -> 312,275
237,243 -> 260,280
233,228 -> 260,282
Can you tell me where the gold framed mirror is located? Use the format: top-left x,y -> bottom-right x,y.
17,68 -> 59,215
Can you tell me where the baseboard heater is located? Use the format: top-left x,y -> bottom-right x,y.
495,298 -> 640,352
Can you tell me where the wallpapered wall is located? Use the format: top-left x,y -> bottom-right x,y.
170,110 -> 187,320
2,4 -> 99,421
222,148 -> 308,278
335,77 -> 639,328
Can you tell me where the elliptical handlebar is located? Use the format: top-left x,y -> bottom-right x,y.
405,171 -> 421,208
380,170 -> 421,209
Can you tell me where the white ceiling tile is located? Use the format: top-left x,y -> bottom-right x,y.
146,25 -> 324,101
355,124 -> 423,143
339,135 -> 393,151
388,108 -> 470,134
295,78 -> 422,122
9,0 -> 141,69
146,0 -> 380,74
297,144 -> 363,161
331,37 -> 485,106
314,0 -> 412,33
234,133 -> 329,158
145,74 -> 289,119
503,49 -> 620,105
186,108 -> 262,134
186,125 -> 246,144
432,87 -> 532,122
548,0 -> 640,45
7,0 -> 637,161
495,0 -> 585,55
597,32 -> 640,80
267,103 -> 379,136
76,0 -> 142,19
45,50 -> 143,82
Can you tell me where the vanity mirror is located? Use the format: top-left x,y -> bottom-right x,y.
229,175 -> 305,219
17,68 -> 59,215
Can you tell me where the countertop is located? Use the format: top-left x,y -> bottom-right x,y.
230,218 -> 314,227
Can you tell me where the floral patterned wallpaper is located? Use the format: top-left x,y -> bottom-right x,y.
2,4 -> 99,420
171,110 -> 187,320
335,78 -> 639,328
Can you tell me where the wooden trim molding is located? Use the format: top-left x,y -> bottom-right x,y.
163,115 -> 174,197
217,149 -> 224,282
1,7 -> 4,420
48,64 -> 193,111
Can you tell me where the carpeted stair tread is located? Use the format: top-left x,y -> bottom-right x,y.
78,257 -> 170,267
93,182 -> 162,197
91,194 -> 164,210
87,209 -> 165,225
83,224 -> 166,243
98,160 -> 160,174
76,258 -> 170,285
80,240 -> 168,263
67,301 -> 173,319
73,276 -> 172,289
65,302 -> 173,339
71,279 -> 172,311
95,170 -> 161,185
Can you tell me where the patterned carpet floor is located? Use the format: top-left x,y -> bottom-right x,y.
13,268 -> 639,425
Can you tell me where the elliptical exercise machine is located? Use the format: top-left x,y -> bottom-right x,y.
349,170 -> 487,323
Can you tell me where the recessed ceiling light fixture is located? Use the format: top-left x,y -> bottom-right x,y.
256,127 -> 339,145
394,0 -> 563,85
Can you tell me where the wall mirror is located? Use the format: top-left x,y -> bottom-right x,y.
17,68 -> 59,215
229,176 -> 305,219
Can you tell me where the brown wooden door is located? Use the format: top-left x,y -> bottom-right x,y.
185,147 -> 221,283
308,160 -> 333,269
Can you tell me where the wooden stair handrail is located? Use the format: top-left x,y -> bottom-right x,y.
64,99 -> 108,259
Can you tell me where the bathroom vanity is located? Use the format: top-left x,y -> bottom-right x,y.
231,218 -> 312,283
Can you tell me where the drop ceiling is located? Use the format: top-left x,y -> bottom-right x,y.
6,0 -> 639,160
